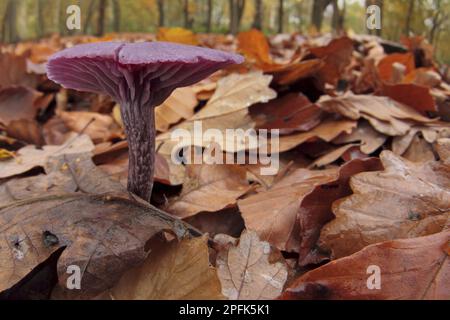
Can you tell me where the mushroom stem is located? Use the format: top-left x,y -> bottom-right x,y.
120,100 -> 156,202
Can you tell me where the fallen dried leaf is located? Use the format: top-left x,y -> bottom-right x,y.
282,231 -> 450,300
319,145 -> 450,258
215,230 -> 287,300
110,235 -> 223,300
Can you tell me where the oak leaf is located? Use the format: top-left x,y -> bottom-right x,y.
166,164 -> 251,219
110,235 -> 223,300
0,153 -> 190,298
282,231 -> 450,300
215,230 -> 287,300
319,145 -> 450,258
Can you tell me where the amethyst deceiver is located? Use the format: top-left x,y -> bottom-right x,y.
47,41 -> 243,201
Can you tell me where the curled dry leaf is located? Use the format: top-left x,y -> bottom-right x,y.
94,143 -> 173,186
271,59 -> 323,86
0,134 -> 94,179
191,71 -> 276,120
58,110 -> 120,143
237,29 -> 274,67
238,158 -> 382,254
0,153 -> 190,298
401,134 -> 436,163
0,86 -> 50,126
282,231 -> 450,300
239,168 -> 338,251
333,120 -> 387,154
215,230 -> 288,300
297,158 -> 383,266
156,27 -> 199,46
237,29 -> 323,84
377,52 -> 415,82
252,93 -> 323,134
155,87 -> 198,132
110,235 -> 223,300
317,93 -> 434,136
309,143 -> 361,168
166,164 -> 251,219
156,71 -> 276,153
381,83 -> 436,113
0,52 -> 37,87
278,118 -> 357,152
309,37 -> 354,86
391,122 -> 450,156
319,145 -> 450,259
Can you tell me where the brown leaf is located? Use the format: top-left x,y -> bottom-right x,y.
156,27 -> 199,46
282,231 -> 450,300
0,52 -> 37,87
238,167 -> 339,251
333,120 -> 387,154
237,29 -> 273,67
6,118 -> 45,146
0,152 -> 190,298
381,83 -> 437,113
271,59 -> 323,86
252,93 -> 323,134
0,134 -> 94,179
392,122 -> 450,156
297,158 -> 383,266
237,29 -> 323,84
215,230 -> 287,299
278,118 -> 357,152
377,53 -> 415,82
319,147 -> 450,259
239,158 -> 382,254
157,72 -> 276,154
58,110 -> 120,143
401,134 -> 436,163
155,87 -> 198,132
166,164 -> 251,219
309,37 -> 354,86
317,93 -> 434,136
0,86 -> 49,126
309,143 -> 360,168
191,71 -> 276,120
110,235 -> 223,300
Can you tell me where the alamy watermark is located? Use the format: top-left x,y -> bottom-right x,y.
66,5 -> 81,30
366,5 -> 382,30
169,121 -> 279,175
366,265 -> 381,290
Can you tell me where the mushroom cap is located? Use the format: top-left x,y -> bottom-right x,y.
47,41 -> 244,106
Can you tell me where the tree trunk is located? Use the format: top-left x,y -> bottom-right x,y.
97,0 -> 107,36
229,0 -> 245,34
376,0 -> 383,37
331,0 -> 345,33
37,0 -> 45,38
404,0 -> 414,35
2,0 -> 19,43
158,0 -> 165,27
277,0 -> 284,33
252,0 -> 263,30
84,0 -> 96,34
229,0 -> 238,34
237,0 -> 246,31
311,0 -> 331,32
206,0 -> 213,32
112,0 -> 121,32
184,0 -> 190,28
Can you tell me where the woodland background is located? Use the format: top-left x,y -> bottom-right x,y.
1,0 -> 450,63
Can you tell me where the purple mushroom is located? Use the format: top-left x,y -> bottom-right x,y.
47,41 -> 243,201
